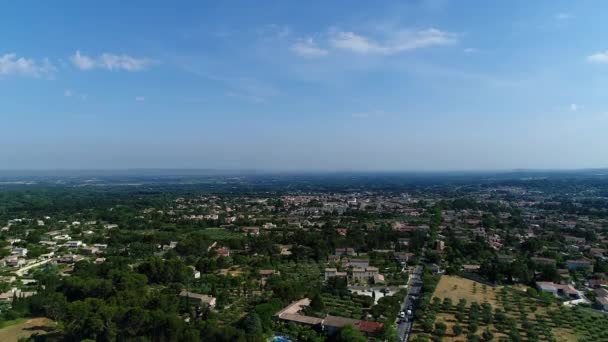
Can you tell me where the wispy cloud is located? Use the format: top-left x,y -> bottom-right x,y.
328,28 -> 457,55
554,13 -> 571,20
70,50 -> 155,71
135,96 -> 145,102
291,37 -> 329,57
289,27 -> 457,58
463,48 -> 478,54
64,89 -> 73,97
570,103 -> 579,112
0,53 -> 56,78
587,51 -> 608,64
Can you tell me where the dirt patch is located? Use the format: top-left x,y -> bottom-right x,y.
0,317 -> 56,342
432,275 -> 499,307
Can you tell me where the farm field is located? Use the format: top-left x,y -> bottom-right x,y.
411,275 -> 607,342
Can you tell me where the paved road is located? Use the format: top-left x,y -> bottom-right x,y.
14,259 -> 52,276
397,265 -> 423,342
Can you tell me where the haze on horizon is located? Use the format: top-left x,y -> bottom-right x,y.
1,0 -> 608,171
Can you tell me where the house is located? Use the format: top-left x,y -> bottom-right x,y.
66,240 -> 83,248
278,244 -> 292,256
436,240 -> 445,252
39,241 -> 57,247
189,266 -> 201,279
276,298 -> 383,336
395,252 -> 415,265
589,279 -> 608,288
12,248 -> 27,257
497,254 -> 514,263
351,267 -> 379,282
178,291 -> 216,308
463,264 -> 481,273
322,315 -> 360,334
355,320 -> 384,335
242,227 -> 260,235
325,268 -> 347,280
596,297 -> 608,311
536,282 -> 580,299
5,257 -> 26,267
81,247 -> 99,255
531,257 -> 556,266
259,269 -> 280,278
336,228 -> 348,236
40,252 -> 55,259
566,259 -> 593,272
216,247 -> 230,257
398,238 -> 410,247
335,248 -> 356,256
0,288 -> 35,302
428,263 -> 443,274
373,274 -> 385,284
263,222 -> 276,229
327,255 -> 341,263
345,259 -> 369,268
53,234 -> 70,241
57,254 -> 84,264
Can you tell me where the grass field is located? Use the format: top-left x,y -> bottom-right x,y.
410,275 -> 606,342
0,318 -> 56,342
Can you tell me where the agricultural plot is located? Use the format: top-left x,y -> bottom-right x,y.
411,275 -> 606,342
319,293 -> 371,319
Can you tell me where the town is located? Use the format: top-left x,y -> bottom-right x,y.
0,172 -> 607,341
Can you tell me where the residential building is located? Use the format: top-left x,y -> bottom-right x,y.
178,291 -> 216,308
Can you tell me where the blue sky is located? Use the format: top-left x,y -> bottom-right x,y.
1,0 -> 608,171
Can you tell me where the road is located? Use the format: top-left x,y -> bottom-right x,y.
397,265 -> 423,342
14,259 -> 52,276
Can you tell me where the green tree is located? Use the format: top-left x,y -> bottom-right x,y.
310,293 -> 325,312
482,328 -> 494,341
453,324 -> 463,336
336,325 -> 366,342
434,322 -> 447,337
242,312 -> 263,335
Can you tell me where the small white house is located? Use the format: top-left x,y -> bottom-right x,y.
66,240 -> 83,248
12,248 -> 28,257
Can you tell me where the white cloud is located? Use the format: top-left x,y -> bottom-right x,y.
587,51 -> 608,64
64,89 -> 73,97
464,48 -> 478,54
70,50 -> 154,71
554,13 -> 571,20
0,53 -> 56,77
291,37 -> 329,57
70,50 -> 96,70
135,96 -> 145,102
328,28 -> 457,55
570,103 -> 578,112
